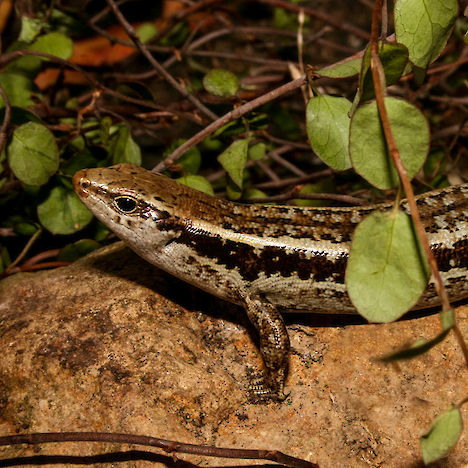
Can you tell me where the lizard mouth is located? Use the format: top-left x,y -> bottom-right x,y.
73,169 -> 91,199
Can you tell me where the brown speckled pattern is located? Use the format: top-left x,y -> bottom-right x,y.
73,163 -> 468,399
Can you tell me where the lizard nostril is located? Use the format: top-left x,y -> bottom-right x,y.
72,170 -> 91,198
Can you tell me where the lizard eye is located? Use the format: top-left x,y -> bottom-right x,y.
114,196 -> 138,214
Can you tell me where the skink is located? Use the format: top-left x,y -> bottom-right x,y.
73,163 -> 468,399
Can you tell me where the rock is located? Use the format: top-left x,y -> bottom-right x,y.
0,243 -> 467,467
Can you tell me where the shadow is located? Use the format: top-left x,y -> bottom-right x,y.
0,450 -> 196,467
0,450 -> 288,468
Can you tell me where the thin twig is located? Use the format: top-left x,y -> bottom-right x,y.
0,432 -> 318,468
153,76 -> 307,172
104,0 -> 218,121
0,261 -> 71,279
268,146 -> 306,177
22,249 -> 61,267
0,82 -> 11,155
6,228 -> 42,271
370,0 -> 468,364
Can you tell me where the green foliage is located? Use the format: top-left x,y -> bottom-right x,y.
203,69 -> 240,97
395,0 -> 458,68
0,73 -> 35,108
7,122 -> 59,186
58,239 -> 101,262
248,143 -> 267,161
111,124 -> 142,165
359,42 -> 409,101
136,23 -> 158,43
0,1 -> 466,462
306,95 -> 352,170
37,185 -> 93,235
346,210 -> 429,322
176,175 -> 214,195
217,138 -> 249,189
420,406 -> 463,464
316,57 -> 362,78
349,98 -> 429,189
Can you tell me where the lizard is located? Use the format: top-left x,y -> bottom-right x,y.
73,163 -> 468,400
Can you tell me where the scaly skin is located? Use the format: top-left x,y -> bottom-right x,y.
73,163 -> 468,400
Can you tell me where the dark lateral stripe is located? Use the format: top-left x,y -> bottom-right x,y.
432,238 -> 468,272
159,219 -> 348,282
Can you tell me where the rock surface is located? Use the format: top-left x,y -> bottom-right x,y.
0,243 -> 467,467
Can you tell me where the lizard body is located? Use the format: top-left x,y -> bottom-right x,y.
73,164 -> 468,399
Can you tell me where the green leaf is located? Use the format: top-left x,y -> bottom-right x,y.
349,97 -> 429,189
203,69 -> 240,97
217,139 -> 249,189
244,187 -> 267,199
176,175 -> 214,196
112,125 -> 142,165
0,73 -> 34,108
225,177 -> 243,200
136,22 -> 158,43
18,17 -> 42,43
29,32 -> 73,60
306,95 -> 352,171
14,222 -> 40,236
395,0 -> 458,68
7,32 -> 73,75
58,239 -> 101,262
359,42 -> 409,101
316,57 -> 362,78
420,406 -> 463,464
346,210 -> 429,322
171,139 -> 201,174
7,122 -> 59,186
248,143 -> 267,161
380,328 -> 450,361
37,186 -> 93,234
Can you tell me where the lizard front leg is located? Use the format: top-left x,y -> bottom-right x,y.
242,293 -> 290,401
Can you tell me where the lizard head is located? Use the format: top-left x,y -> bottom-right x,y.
73,163 -> 185,252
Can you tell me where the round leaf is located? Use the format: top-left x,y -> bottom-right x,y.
345,210 -> 429,323
38,186 -> 93,234
420,406 -> 463,464
306,95 -> 352,170
7,122 -> 59,186
395,0 -> 458,68
349,97 -> 429,189
203,69 -> 240,97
